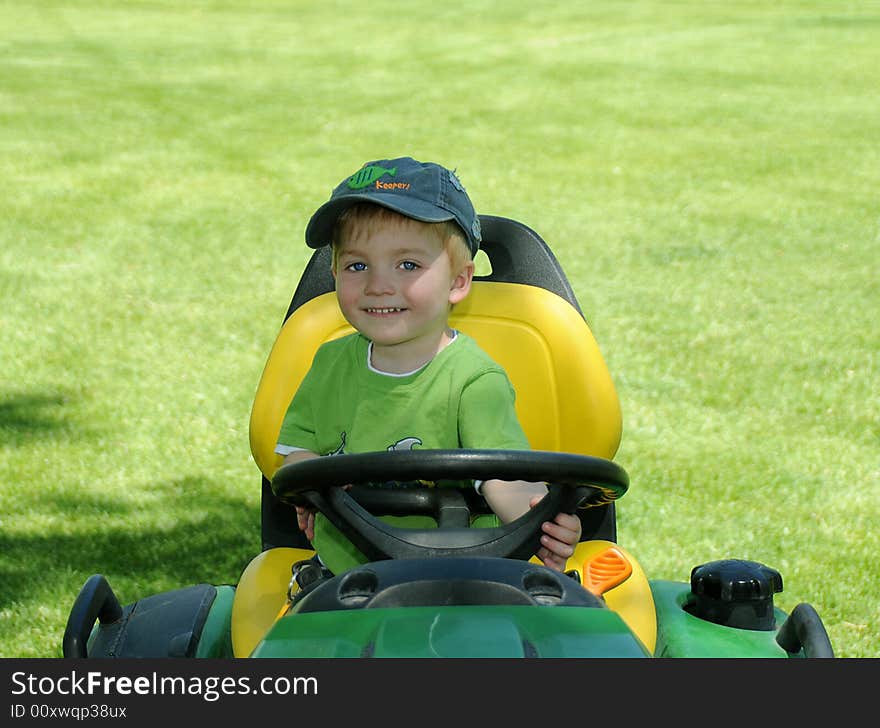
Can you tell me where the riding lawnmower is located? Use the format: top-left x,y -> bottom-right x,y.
63,216 -> 833,658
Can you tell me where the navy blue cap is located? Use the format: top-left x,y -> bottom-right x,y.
305,157 -> 482,256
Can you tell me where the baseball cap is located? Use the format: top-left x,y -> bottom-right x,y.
305,156 -> 482,256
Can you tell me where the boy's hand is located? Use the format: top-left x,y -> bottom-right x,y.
293,484 -> 351,543
295,505 -> 316,542
530,495 -> 581,571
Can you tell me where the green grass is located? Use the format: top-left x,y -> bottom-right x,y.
1,1 -> 877,658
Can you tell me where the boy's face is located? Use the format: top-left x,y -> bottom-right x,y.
333,217 -> 473,366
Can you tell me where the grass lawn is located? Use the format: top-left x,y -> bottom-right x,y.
1,1 -> 877,658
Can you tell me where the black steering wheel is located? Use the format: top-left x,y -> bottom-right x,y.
271,449 -> 628,562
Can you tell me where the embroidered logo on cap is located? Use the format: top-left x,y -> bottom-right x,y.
472,217 -> 482,242
347,165 -> 397,189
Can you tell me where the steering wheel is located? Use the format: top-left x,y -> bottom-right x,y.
271,449 -> 628,562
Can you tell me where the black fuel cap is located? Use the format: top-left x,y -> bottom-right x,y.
688,559 -> 783,630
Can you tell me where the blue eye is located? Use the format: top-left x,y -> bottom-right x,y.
346,262 -> 367,272
400,261 -> 419,271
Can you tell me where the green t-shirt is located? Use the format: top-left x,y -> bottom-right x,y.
276,332 -> 530,573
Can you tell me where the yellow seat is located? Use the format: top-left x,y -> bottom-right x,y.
249,281 -> 622,480
235,215 -> 656,654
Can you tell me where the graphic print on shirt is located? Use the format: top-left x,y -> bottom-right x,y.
328,433 -> 431,488
327,432 -> 346,456
326,433 -> 422,456
387,437 -> 422,451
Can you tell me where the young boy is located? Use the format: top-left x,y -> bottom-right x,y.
274,156 -> 580,576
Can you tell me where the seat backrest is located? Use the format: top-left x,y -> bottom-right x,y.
249,216 -> 622,547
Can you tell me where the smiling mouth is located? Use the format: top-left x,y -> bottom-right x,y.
364,307 -> 405,314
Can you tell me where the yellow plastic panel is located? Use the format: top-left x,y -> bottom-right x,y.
249,282 -> 621,480
231,547 -> 315,658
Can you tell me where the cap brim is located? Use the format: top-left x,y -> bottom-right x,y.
305,193 -> 458,248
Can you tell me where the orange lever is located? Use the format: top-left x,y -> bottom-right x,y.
583,546 -> 633,596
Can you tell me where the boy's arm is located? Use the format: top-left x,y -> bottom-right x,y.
480,479 -> 547,522
282,450 -> 320,465
480,479 -> 582,572
282,450 -> 320,541
458,373 -> 581,569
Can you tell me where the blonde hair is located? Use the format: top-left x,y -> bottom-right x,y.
331,203 -> 472,274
